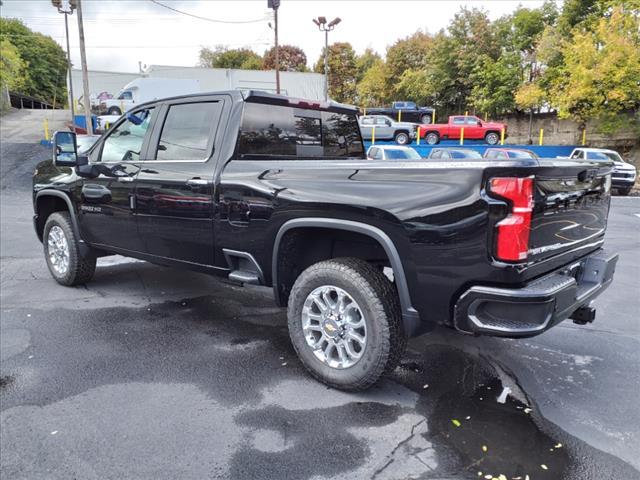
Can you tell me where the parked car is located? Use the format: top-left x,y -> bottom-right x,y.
568,148 -> 636,195
419,115 -> 507,145
99,78 -> 201,115
359,115 -> 416,145
366,145 -> 422,160
484,148 -> 538,160
36,90 -> 618,391
365,101 -> 435,124
428,148 -> 483,160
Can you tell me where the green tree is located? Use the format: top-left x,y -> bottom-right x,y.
355,48 -> 381,83
469,53 -> 522,116
550,7 -> 640,129
198,46 -> 262,70
357,59 -> 388,106
263,45 -> 307,72
0,18 -> 67,105
314,42 -> 357,103
0,39 -> 27,93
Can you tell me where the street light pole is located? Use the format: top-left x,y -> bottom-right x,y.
52,0 -> 76,131
268,0 -> 281,95
312,16 -> 341,101
75,0 -> 93,135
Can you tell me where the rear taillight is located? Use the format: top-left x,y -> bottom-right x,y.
489,176 -> 534,262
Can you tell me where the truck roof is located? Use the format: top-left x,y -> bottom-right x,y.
131,89 -> 358,115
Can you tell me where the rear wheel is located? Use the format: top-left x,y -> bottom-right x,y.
420,114 -> 432,124
44,212 -> 96,286
287,258 -> 405,391
394,131 -> 410,145
425,132 -> 440,145
107,106 -> 122,116
485,132 -> 500,145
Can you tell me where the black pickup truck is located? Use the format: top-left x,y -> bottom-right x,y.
365,101 -> 435,124
33,91 -> 618,390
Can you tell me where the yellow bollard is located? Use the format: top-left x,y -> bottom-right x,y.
539,128 -> 544,146
363,107 -> 366,116
485,113 -> 488,122
432,110 -> 435,124
465,111 -> 468,117
371,126 -> 375,145
43,118 -> 50,141
582,128 -> 586,146
416,126 -> 421,146
500,128 -> 505,145
398,110 -> 401,122
460,128 -> 465,145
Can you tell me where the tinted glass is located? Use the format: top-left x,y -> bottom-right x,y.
119,91 -> 133,100
156,102 -> 221,161
485,150 -> 498,158
430,150 -> 442,159
508,150 -> 536,159
100,108 -> 154,162
450,150 -> 482,159
587,151 -> 618,161
452,117 -> 466,125
466,117 -> 479,125
238,103 -> 364,159
361,117 -> 374,125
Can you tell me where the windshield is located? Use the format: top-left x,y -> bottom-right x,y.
451,150 -> 482,159
509,150 -> 537,159
386,149 -> 421,160
589,151 -> 622,162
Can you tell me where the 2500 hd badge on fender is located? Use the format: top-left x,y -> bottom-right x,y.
33,91 -> 618,390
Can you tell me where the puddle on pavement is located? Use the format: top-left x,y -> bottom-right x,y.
394,344 -> 570,479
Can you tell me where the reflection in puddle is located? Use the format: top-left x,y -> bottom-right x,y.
395,344 -> 570,479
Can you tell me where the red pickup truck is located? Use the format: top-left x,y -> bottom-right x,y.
420,115 -> 506,145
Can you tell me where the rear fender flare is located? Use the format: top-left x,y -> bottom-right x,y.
272,218 -> 421,336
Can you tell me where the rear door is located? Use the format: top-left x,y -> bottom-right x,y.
375,117 -> 393,139
465,116 -> 483,139
134,96 -> 228,266
449,116 -> 465,139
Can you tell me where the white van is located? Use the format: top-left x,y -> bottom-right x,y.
99,78 -> 201,115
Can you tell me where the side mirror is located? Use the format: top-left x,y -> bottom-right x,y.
477,120 -> 482,126
386,120 -> 392,126
53,131 -> 78,167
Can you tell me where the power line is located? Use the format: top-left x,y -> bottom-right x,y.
148,0 -> 268,24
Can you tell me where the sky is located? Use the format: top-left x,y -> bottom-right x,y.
2,0 -> 550,73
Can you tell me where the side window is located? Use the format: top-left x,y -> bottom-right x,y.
375,117 -> 387,125
238,103 -> 364,159
485,150 -> 496,159
571,150 -> 584,159
430,150 -> 442,159
441,151 -> 451,159
452,117 -> 466,125
372,148 -> 383,160
466,117 -> 479,125
361,117 -> 374,126
156,102 -> 222,161
118,91 -> 133,100
99,108 -> 154,163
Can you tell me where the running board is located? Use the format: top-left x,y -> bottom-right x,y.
222,249 -> 264,286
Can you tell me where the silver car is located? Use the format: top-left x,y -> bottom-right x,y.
359,115 -> 416,145
366,145 -> 422,161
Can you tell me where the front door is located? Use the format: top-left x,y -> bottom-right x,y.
135,98 -> 226,266
78,107 -> 156,252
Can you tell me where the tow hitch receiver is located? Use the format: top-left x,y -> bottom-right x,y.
571,305 -> 596,325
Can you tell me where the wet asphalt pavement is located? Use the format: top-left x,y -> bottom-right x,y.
1,143 -> 639,480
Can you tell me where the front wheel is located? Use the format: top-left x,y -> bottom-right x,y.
394,131 -> 410,145
107,106 -> 122,116
420,114 -> 432,124
44,212 -> 96,286
485,132 -> 500,145
287,258 -> 405,391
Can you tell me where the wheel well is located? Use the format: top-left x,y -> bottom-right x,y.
35,195 -> 69,242
424,130 -> 439,136
485,130 -> 500,136
274,227 -> 392,307
395,130 -> 410,136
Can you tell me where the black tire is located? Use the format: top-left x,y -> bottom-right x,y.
618,187 -> 632,196
425,132 -> 440,145
420,114 -> 432,124
287,258 -> 406,391
485,131 -> 500,145
43,212 -> 96,286
107,106 -> 122,116
394,131 -> 410,145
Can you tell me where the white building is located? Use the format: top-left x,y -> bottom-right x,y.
70,65 -> 326,105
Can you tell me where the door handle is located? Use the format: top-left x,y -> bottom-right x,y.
186,178 -> 208,186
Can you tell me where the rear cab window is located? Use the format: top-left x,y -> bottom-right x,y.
237,102 -> 364,159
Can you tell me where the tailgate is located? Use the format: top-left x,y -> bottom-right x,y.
528,159 -> 612,262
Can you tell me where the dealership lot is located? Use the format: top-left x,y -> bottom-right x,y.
1,143 -> 639,480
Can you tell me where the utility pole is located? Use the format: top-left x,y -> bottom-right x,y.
312,16 -> 341,101
75,0 -> 93,134
268,0 -> 281,94
51,0 -> 76,131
